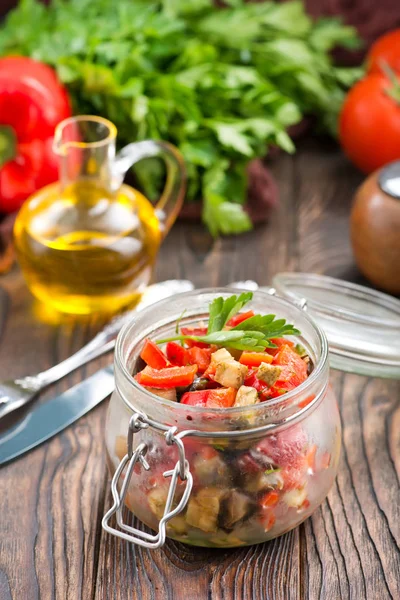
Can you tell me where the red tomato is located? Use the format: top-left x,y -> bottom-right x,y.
140,339 -> 169,369
367,29 -> 400,75
339,73 -> 400,173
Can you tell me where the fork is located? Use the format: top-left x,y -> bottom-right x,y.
0,280 -> 194,420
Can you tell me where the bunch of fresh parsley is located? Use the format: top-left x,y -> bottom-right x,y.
159,292 -> 300,351
0,0 -> 362,235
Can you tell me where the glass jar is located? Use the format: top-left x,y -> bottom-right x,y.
103,289 -> 341,548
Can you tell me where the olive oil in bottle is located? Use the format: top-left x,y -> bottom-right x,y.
14,180 -> 161,314
14,115 -> 185,315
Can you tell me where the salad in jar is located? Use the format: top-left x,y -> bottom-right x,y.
109,291 -> 340,548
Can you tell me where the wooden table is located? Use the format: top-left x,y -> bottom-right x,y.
0,138 -> 399,600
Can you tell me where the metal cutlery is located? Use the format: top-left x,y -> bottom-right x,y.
0,365 -> 115,465
0,280 -> 193,420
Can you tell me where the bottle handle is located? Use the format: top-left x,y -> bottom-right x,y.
112,140 -> 186,238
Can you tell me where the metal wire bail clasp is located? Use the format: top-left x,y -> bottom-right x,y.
102,413 -> 193,549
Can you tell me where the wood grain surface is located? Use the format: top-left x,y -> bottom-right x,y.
0,138 -> 399,600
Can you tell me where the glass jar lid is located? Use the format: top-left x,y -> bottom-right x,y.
268,273 -> 400,379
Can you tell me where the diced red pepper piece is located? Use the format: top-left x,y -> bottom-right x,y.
260,509 -> 276,532
260,490 -> 280,508
265,337 -> 295,356
255,424 -> 308,469
181,326 -> 209,348
236,452 -> 261,475
166,341 -> 189,366
244,370 -> 271,398
187,346 -> 212,373
181,390 -> 209,406
298,394 -> 315,409
208,387 -> 237,408
140,339 -> 169,369
181,387 -> 237,408
239,351 -> 273,367
321,452 -> 332,470
280,467 -> 306,490
270,344 -> 308,395
305,444 -> 317,474
166,342 -> 211,373
136,365 -> 197,388
227,310 -> 255,327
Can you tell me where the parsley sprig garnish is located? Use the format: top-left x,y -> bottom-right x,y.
157,292 -> 300,352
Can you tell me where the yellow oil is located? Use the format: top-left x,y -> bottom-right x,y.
14,180 -> 162,314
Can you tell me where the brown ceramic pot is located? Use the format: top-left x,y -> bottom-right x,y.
350,162 -> 400,295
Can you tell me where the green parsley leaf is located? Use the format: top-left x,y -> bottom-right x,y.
157,293 -> 300,352
0,0 -> 362,236
207,292 -> 253,333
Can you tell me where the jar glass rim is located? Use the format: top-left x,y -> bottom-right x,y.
115,287 -> 329,417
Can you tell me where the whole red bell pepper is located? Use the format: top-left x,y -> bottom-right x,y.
0,57 -> 71,213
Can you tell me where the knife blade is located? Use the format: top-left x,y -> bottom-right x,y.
0,365 -> 114,465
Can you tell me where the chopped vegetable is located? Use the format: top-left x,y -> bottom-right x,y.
181,387 -> 237,408
260,490 -> 280,508
186,488 -> 226,533
234,385 -> 259,407
257,363 -> 283,387
166,341 -> 188,366
239,351 -> 273,367
140,339 -> 169,369
136,365 -> 197,388
272,344 -> 308,391
166,342 -> 212,372
260,509 -> 276,532
187,347 -> 212,373
282,487 -> 307,509
214,358 -> 248,389
193,454 -> 231,486
180,327 -> 209,348
298,394 -> 315,409
143,387 -> 177,401
227,310 -> 255,327
210,348 -> 234,367
221,490 -> 253,529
